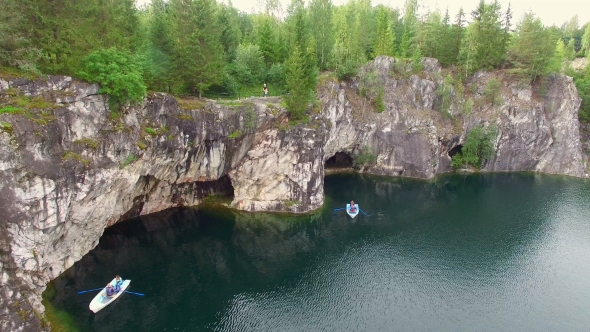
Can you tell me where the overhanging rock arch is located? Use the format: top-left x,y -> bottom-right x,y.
324,151 -> 354,170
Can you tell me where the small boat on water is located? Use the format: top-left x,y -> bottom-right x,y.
89,278 -> 131,313
346,203 -> 359,218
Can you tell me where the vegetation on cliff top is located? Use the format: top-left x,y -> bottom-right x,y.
0,0 -> 589,122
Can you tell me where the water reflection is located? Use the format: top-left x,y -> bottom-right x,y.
48,173 -> 590,332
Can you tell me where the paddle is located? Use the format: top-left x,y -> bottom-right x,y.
124,291 -> 145,296
77,288 -> 104,294
359,208 -> 371,217
333,208 -> 346,212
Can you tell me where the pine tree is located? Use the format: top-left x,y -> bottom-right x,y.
551,39 -> 567,72
372,6 -> 396,58
582,23 -> 590,57
507,12 -> 555,81
286,0 -> 317,96
285,46 -> 309,120
144,0 -> 175,92
257,17 -> 279,65
169,0 -> 224,97
331,4 -> 365,78
399,0 -> 418,57
565,38 -> 576,60
458,23 -> 479,78
472,0 -> 506,69
355,0 -> 376,59
218,1 -> 242,62
450,7 -> 466,65
437,8 -> 455,66
0,0 -> 41,71
308,0 -> 334,70
419,11 -> 443,61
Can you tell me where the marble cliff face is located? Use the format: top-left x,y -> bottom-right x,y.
0,56 -> 586,330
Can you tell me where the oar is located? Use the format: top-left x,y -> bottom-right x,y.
124,291 -> 145,296
333,208 -> 346,212
77,288 -> 104,294
359,209 -> 371,217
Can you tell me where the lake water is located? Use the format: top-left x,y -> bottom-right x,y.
46,173 -> 590,331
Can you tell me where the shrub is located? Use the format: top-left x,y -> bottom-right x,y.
144,127 -> 158,136
0,106 -> 23,114
452,125 -> 497,170
62,151 -> 89,166
74,138 -> 99,149
375,87 -> 385,113
437,74 -> 455,116
228,130 -> 241,139
572,67 -> 590,123
463,98 -> 474,116
354,146 -> 377,169
243,106 -> 257,133
77,48 -> 147,106
0,121 -> 13,134
483,78 -> 502,106
120,154 -> 138,169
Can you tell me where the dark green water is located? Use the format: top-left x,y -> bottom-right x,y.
47,173 -> 590,331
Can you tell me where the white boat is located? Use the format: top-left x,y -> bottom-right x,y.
346,203 -> 359,218
89,278 -> 131,313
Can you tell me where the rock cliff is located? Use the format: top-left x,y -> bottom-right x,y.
0,56 -> 587,329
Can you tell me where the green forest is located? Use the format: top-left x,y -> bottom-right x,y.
1,0 -> 590,122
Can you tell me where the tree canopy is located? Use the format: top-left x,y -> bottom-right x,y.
2,0 -> 589,121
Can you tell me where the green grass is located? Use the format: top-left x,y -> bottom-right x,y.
0,106 -> 23,114
277,115 -> 310,131
284,200 -> 299,207
144,127 -> 158,136
1,90 -> 57,125
218,100 -> 245,107
0,121 -> 13,134
143,126 -> 169,137
29,111 -> 55,125
0,66 -> 42,80
235,85 -> 286,99
228,130 -> 241,139
14,95 -> 54,110
176,98 -> 207,111
137,141 -> 147,150
62,151 -> 90,166
74,138 -> 99,149
176,113 -> 194,121
120,154 -> 138,168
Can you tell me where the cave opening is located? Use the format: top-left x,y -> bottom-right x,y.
174,174 -> 235,206
448,145 -> 463,158
325,152 -> 354,169
120,175 -> 235,222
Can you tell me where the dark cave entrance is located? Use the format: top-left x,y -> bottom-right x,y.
448,145 -> 463,158
175,174 -> 235,206
121,175 -> 235,221
325,152 -> 354,170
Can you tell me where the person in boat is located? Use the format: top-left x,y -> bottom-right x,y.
113,275 -> 123,293
350,200 -> 357,212
105,284 -> 115,297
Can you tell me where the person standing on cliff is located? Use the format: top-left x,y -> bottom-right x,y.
263,83 -> 268,97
